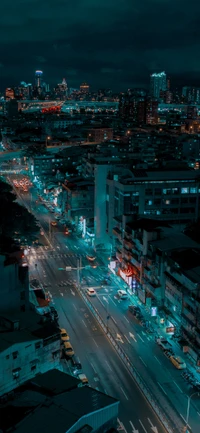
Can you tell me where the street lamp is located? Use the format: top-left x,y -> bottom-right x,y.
184,391 -> 200,432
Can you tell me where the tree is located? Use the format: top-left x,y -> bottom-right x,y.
0,179 -> 40,248
21,142 -> 47,158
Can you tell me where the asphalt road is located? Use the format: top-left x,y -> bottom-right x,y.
29,247 -> 166,433
9,179 -> 200,433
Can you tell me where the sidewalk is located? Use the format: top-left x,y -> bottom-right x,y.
108,269 -> 200,387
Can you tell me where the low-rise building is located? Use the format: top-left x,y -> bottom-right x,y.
0,369 -> 119,433
0,311 -> 60,396
62,177 -> 94,233
87,127 -> 113,143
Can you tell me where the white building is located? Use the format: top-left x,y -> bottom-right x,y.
0,311 -> 60,396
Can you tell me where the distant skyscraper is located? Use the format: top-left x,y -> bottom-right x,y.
150,71 -> 167,99
80,82 -> 90,93
5,88 -> 15,100
35,70 -> 43,87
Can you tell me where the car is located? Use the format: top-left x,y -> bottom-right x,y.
63,342 -> 74,358
128,305 -> 141,316
117,290 -> 128,300
86,288 -> 96,297
51,221 -> 57,227
60,328 -> 70,342
170,355 -> 186,369
78,373 -> 89,385
156,338 -> 172,350
86,254 -> 96,261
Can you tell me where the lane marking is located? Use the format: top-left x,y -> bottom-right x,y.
138,334 -> 145,343
157,381 -> 167,395
111,316 -> 117,325
124,316 -> 129,323
154,355 -> 161,365
92,338 -> 99,348
120,386 -> 129,400
82,319 -> 87,328
180,414 -> 191,429
124,335 -> 131,344
105,360 -> 113,371
139,419 -> 148,433
90,362 -> 97,374
139,356 -> 147,367
173,380 -> 183,393
129,421 -> 139,433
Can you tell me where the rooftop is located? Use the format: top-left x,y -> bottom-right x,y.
0,369 -> 118,433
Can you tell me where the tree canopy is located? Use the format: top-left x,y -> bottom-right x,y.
21,142 -> 47,158
0,178 -> 40,250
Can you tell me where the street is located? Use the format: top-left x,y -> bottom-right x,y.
9,179 -> 200,433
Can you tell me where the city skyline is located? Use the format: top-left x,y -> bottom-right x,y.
0,0 -> 200,91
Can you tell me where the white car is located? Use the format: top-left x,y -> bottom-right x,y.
78,373 -> 89,385
117,290 -> 128,300
86,288 -> 96,297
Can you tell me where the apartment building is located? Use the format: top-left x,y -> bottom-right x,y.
112,218 -> 200,362
0,311 -> 60,396
107,167 -> 200,240
0,254 -> 29,313
87,127 -> 113,143
62,177 -> 94,226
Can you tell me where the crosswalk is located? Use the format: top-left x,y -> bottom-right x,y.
33,253 -> 79,260
30,246 -> 79,261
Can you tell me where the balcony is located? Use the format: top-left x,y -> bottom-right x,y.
144,266 -> 151,279
184,294 -> 197,309
113,227 -> 122,241
116,251 -> 122,261
144,280 -> 161,296
165,272 -> 183,295
131,254 -> 140,269
123,251 -> 132,262
182,308 -> 196,325
124,237 -> 134,249
165,288 -> 182,307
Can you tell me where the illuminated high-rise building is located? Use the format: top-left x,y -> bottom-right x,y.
35,70 -> 43,87
5,88 -> 15,100
80,82 -> 89,93
150,71 -> 167,99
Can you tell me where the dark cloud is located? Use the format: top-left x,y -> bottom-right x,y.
0,0 -> 199,90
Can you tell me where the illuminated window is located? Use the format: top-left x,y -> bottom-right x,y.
165,200 -> 170,205
181,188 -> 189,194
190,187 -> 197,193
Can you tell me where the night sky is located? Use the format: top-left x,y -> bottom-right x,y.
0,0 -> 199,91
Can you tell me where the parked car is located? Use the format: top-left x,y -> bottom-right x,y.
170,355 -> 186,369
156,337 -> 172,351
78,373 -> 89,385
117,290 -> 128,300
63,342 -> 74,358
60,328 -> 70,343
128,305 -> 141,316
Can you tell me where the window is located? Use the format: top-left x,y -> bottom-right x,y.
20,291 -> 25,300
145,199 -> 153,205
145,189 -> 153,195
12,351 -> 18,360
165,200 -> 170,205
155,188 -> 162,195
35,342 -> 41,350
163,189 -> 171,195
12,368 -> 21,379
31,365 -> 36,372
190,187 -> 197,194
181,188 -> 189,194
132,191 -> 139,196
